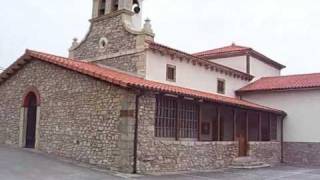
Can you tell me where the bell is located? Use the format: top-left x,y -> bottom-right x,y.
134,6 -> 140,13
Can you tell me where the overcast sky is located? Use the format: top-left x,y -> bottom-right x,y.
1,0 -> 320,75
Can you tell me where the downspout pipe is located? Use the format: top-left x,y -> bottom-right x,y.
133,91 -> 144,174
280,114 -> 286,163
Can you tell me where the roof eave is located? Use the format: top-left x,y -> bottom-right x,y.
196,49 -> 286,70
131,84 -> 284,115
249,50 -> 286,70
237,86 -> 320,95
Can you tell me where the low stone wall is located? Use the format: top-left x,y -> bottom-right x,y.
0,122 -> 5,144
138,140 -> 238,173
284,142 -> 320,165
248,142 -> 281,165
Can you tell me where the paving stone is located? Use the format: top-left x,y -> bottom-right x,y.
2,146 -> 320,180
0,145 -> 124,180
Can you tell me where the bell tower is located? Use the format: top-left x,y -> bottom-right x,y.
92,0 -> 143,29
69,0 -> 154,77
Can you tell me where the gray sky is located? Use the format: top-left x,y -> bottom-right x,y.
1,0 -> 320,75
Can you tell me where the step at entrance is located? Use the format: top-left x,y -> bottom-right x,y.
230,157 -> 270,169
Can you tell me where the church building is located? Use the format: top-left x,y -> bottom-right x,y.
0,0 -> 319,174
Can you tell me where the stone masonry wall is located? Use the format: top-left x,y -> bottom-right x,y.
96,52 -> 146,75
284,142 -> 320,165
0,107 -> 6,144
248,142 -> 281,165
70,14 -> 146,76
137,93 -> 239,173
72,15 -> 137,60
0,60 -> 136,173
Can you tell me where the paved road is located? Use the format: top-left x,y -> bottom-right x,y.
1,145 -> 320,180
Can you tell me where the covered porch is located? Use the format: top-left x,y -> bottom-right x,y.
154,94 -> 285,158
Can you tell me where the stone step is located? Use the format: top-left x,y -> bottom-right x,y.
230,156 -> 271,169
229,164 -> 271,169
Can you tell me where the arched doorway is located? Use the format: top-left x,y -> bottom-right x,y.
24,92 -> 38,148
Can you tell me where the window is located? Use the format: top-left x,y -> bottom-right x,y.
217,79 -> 226,94
179,99 -> 199,138
98,0 -> 106,16
111,0 -> 119,11
248,111 -> 259,141
270,115 -> 278,141
220,107 -> 234,141
261,113 -> 270,141
99,37 -> 108,49
155,95 -> 199,139
166,65 -> 176,82
200,104 -> 218,141
155,96 -> 177,138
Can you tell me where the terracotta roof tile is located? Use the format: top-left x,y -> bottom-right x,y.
237,73 -> 320,93
0,50 -> 285,115
193,43 -> 286,70
193,43 -> 251,57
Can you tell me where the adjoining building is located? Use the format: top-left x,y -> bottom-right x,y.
0,0 -> 317,174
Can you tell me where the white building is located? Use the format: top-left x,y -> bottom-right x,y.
142,33 -> 319,166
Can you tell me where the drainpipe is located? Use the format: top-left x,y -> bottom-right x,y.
280,115 -> 285,163
133,91 -> 144,174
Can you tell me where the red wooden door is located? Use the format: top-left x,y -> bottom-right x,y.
236,111 -> 248,156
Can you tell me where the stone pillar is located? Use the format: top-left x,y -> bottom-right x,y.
116,93 -> 136,172
136,93 -> 157,173
18,107 -> 27,148
92,0 -> 100,18
118,0 -> 133,11
35,107 -> 41,150
68,38 -> 79,58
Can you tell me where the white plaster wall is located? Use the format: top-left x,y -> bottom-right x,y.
250,57 -> 281,80
207,56 -> 281,81
145,51 -> 249,97
241,90 -> 320,142
208,56 -> 247,73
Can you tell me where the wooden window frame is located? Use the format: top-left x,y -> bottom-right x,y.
155,95 -> 177,138
217,79 -> 226,94
155,95 -> 199,139
179,99 -> 199,139
166,64 -> 176,82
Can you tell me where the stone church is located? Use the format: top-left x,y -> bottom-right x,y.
1,0 -> 320,174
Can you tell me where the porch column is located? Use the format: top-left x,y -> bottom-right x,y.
233,109 -> 237,141
217,106 -> 221,141
280,116 -> 284,163
198,101 -> 202,141
246,111 -> 249,143
175,97 -> 182,141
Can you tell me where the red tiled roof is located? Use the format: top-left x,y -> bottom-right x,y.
0,50 -> 285,115
193,43 -> 286,70
237,73 -> 320,93
146,41 -> 253,81
193,43 -> 251,57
